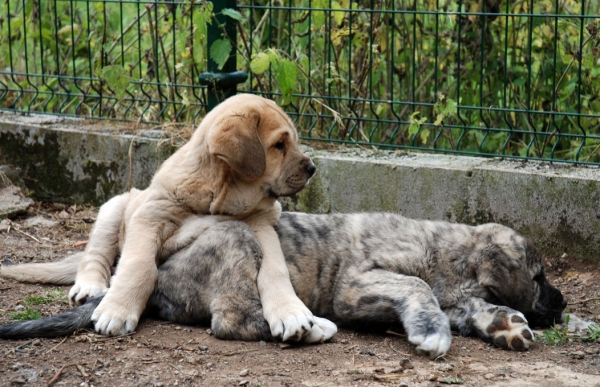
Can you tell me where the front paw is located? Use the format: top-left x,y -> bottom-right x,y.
264,301 -> 315,342
91,293 -> 140,336
407,313 -> 452,359
69,279 -> 108,306
303,317 -> 338,344
482,307 -> 534,350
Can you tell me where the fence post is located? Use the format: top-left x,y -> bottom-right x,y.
199,0 -> 248,111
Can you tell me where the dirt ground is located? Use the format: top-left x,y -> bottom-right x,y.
1,203 -> 599,387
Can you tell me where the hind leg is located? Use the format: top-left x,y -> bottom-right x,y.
334,269 -> 451,359
149,221 -> 271,340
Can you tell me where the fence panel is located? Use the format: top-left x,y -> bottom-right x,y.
1,0 -> 599,164
0,0 -> 210,122
237,0 -> 600,164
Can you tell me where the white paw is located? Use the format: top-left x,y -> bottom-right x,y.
411,331 -> 452,359
265,301 -> 315,342
302,317 -> 338,344
408,314 -> 452,359
91,294 -> 140,336
69,280 -> 108,306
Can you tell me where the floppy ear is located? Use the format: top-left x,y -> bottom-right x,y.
206,112 -> 266,178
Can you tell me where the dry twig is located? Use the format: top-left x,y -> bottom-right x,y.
45,363 -> 78,387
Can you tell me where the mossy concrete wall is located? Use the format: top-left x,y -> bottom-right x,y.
1,113 -> 599,261
0,113 -> 177,205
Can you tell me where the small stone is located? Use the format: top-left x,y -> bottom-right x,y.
399,383 -> 408,387
238,380 -> 248,386
58,210 -> 70,219
359,349 -> 375,356
259,341 -> 266,346
570,351 -> 585,359
485,373 -> 495,379
399,358 -> 414,369
14,305 -> 24,311
239,369 -> 249,377
199,346 -> 208,351
205,329 -> 212,335
435,363 -> 454,372
206,362 -> 215,368
10,378 -> 26,385
32,339 -> 41,346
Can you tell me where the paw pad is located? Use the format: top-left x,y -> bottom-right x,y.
485,309 -> 534,351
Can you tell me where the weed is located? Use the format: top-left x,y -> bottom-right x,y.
441,376 -> 464,384
10,308 -> 42,321
582,324 -> 600,342
542,315 -> 570,345
24,289 -> 68,306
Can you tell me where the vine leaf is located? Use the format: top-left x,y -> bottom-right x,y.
209,38 -> 232,70
276,59 -> 297,99
250,52 -> 271,74
101,65 -> 130,101
222,8 -> 243,21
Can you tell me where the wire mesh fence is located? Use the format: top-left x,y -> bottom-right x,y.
1,0 -> 600,164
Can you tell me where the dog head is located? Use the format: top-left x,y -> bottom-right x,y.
191,94 -> 315,214
468,224 -> 566,328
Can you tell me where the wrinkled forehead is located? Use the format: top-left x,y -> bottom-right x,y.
257,100 -> 298,141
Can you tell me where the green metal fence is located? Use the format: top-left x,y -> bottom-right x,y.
1,1 -> 600,164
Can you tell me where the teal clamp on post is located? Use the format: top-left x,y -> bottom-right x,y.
200,0 -> 247,111
199,71 -> 248,111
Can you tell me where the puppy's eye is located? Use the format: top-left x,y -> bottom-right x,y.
274,141 -> 286,151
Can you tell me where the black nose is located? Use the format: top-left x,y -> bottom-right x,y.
305,162 -> 316,178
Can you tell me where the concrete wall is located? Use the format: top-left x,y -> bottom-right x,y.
2,112 -> 599,261
0,114 -> 178,204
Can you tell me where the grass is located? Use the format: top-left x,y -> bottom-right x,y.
23,289 -> 68,306
10,308 -> 42,321
542,314 -> 600,345
4,289 -> 68,322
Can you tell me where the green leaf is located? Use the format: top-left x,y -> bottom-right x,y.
209,39 -> 232,70
408,111 -> 426,136
313,0 -> 326,29
332,1 -> 345,26
276,59 -> 298,98
420,128 -> 430,144
101,65 -> 130,100
221,8 -> 243,21
250,52 -> 272,74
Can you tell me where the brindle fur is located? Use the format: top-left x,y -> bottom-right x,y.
0,212 -> 566,358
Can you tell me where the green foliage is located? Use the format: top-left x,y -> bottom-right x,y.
101,65 -> 130,101
543,314 -> 570,345
24,289 -> 68,305
7,290 -> 67,322
582,323 -> 600,342
542,315 -> 600,345
210,39 -> 233,70
221,8 -> 243,22
1,0 -> 599,162
10,308 -> 42,322
442,376 -> 464,385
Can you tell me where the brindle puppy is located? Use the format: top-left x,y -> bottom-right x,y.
0,212 -> 566,359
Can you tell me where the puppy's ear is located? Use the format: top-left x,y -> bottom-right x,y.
207,112 -> 266,178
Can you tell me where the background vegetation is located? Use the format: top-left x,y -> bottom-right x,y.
1,0 -> 599,163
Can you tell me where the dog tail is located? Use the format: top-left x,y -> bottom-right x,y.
0,294 -> 102,339
0,252 -> 83,285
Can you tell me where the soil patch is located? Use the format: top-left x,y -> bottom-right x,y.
1,204 -> 599,386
